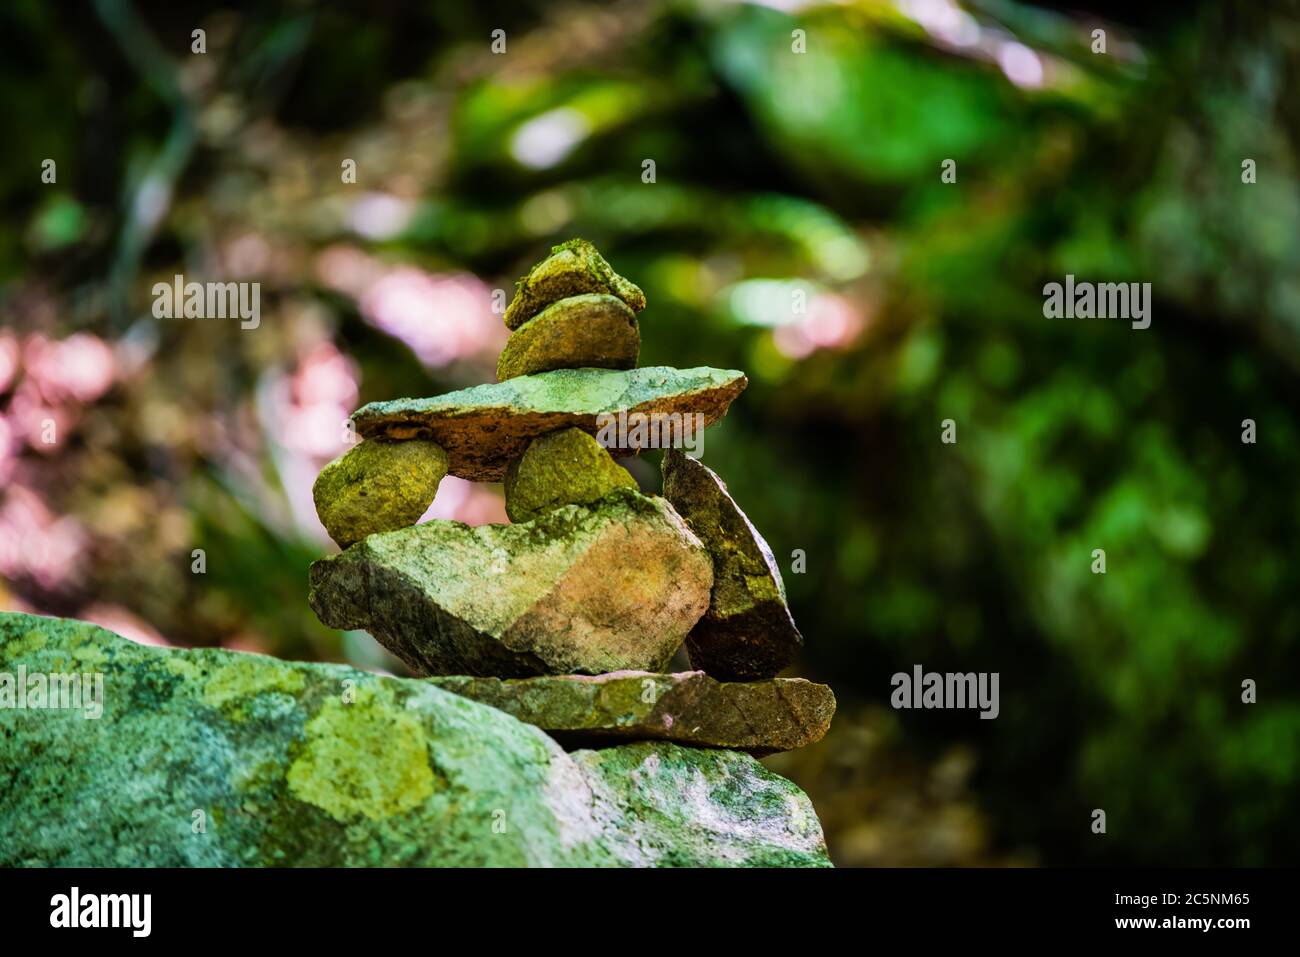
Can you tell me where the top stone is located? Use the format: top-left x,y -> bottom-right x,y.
504,238 -> 646,331
351,366 -> 747,482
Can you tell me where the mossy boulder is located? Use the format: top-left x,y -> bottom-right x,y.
0,612 -> 830,867
309,489 -> 712,677
497,293 -> 639,381
504,238 -> 646,331
430,670 -> 836,755
504,427 -> 638,523
351,366 -> 746,481
661,450 -> 803,680
312,439 -> 448,548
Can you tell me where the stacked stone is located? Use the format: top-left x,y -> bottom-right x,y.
308,239 -> 833,756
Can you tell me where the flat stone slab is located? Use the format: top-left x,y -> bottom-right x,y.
430,670 -> 836,756
0,611 -> 830,866
309,489 -> 712,678
662,450 -> 803,679
351,366 -> 747,482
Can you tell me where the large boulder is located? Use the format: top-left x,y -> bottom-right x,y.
350,366 -> 746,481
430,670 -> 836,755
309,489 -> 713,677
0,612 -> 829,867
662,450 -> 804,680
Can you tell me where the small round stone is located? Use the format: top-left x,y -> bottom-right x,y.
497,294 -> 639,381
504,427 -> 638,523
312,439 -> 449,548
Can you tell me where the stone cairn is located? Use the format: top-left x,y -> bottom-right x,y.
308,239 -> 834,756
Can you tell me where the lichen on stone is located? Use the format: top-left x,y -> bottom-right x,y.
503,426 -> 638,523
497,293 -> 640,381
503,238 -> 646,331
312,438 -> 449,549
203,659 -> 306,720
661,450 -> 804,680
350,366 -> 747,482
286,688 -> 437,822
0,611 -> 830,867
308,489 -> 712,677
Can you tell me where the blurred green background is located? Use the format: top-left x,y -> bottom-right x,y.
2,0 -> 1298,866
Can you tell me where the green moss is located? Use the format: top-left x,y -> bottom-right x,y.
504,427 -> 638,522
286,687 -> 438,822
164,655 -> 206,682
503,238 -> 646,330
1,611 -> 829,867
203,659 -> 306,720
1,629 -> 48,662
661,450 -> 803,679
312,438 -> 449,548
497,293 -> 639,381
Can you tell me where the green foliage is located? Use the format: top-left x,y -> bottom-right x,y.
3,0 -> 1297,865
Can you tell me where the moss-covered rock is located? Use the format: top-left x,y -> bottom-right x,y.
0,612 -> 829,866
504,427 -> 638,523
503,238 -> 646,331
312,439 -> 448,548
430,670 -> 835,755
662,450 -> 803,679
309,489 -> 712,677
497,293 -> 639,381
352,366 -> 747,482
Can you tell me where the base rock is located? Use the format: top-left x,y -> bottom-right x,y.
0,612 -> 829,867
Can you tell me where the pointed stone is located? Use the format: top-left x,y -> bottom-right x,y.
430,671 -> 836,756
309,489 -> 712,678
661,450 -> 803,680
504,238 -> 645,331
352,366 -> 746,482
312,439 -> 449,549
504,427 -> 638,523
497,293 -> 639,381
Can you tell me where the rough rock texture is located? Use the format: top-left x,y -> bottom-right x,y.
430,671 -> 836,756
352,366 -> 747,481
309,489 -> 712,677
311,439 -> 449,548
497,293 -> 640,381
504,238 -> 646,331
504,427 -> 638,523
0,612 -> 829,867
662,450 -> 803,680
